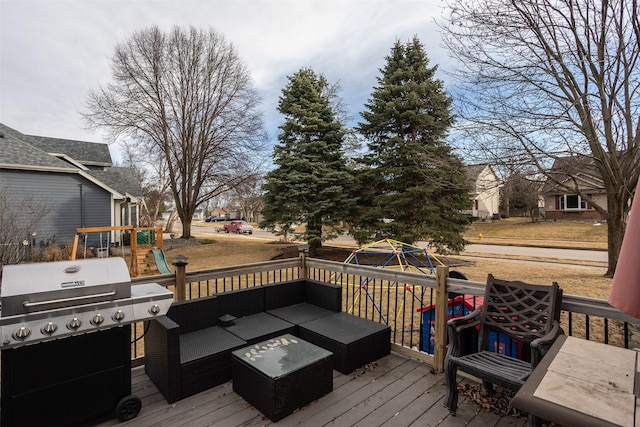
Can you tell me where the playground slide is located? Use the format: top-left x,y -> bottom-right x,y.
151,249 -> 173,274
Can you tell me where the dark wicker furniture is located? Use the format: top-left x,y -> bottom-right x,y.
144,295 -> 248,403
232,334 -> 333,421
265,279 -> 342,329
145,279 -> 390,404
145,286 -> 302,403
216,287 -> 296,344
298,311 -> 391,374
444,274 -> 563,425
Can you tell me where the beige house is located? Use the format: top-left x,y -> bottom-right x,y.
540,156 -> 605,221
465,164 -> 500,220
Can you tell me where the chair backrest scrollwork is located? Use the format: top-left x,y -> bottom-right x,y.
479,274 -> 561,352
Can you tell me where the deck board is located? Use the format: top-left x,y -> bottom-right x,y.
383,378 -> 448,427
94,352 -> 526,427
351,363 -> 437,426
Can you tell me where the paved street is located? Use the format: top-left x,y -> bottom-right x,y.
463,243 -> 607,263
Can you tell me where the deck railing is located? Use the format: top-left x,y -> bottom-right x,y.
129,253 -> 640,369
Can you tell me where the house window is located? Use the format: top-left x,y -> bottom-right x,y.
557,194 -> 590,211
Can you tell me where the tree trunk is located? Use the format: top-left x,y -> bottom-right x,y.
164,211 -> 178,233
181,217 -> 192,239
307,221 -> 323,257
308,239 -> 322,257
503,193 -> 510,218
605,196 -> 626,278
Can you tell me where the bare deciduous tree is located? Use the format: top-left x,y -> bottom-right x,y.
500,169 -> 543,221
119,142 -> 172,228
440,0 -> 640,276
227,174 -> 264,222
0,192 -> 56,267
84,25 -> 267,238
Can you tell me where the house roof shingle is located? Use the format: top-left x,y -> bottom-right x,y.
88,167 -> 143,197
541,155 -> 604,194
28,135 -> 112,166
466,164 -> 489,182
0,123 -> 76,170
0,122 -> 142,198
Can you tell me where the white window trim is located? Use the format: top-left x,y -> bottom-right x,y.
559,194 -> 590,211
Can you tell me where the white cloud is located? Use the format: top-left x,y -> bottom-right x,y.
0,0 -> 453,151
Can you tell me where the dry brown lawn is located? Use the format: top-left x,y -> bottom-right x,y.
163,236 -> 288,270
452,259 -> 610,300
163,230 -> 611,299
464,217 -> 608,250
460,218 -> 611,298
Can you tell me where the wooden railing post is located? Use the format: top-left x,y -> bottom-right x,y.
299,246 -> 309,279
433,265 -> 450,373
172,257 -> 188,302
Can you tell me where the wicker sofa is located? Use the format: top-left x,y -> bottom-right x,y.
145,279 -> 390,403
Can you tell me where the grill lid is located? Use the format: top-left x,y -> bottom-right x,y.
1,258 -> 131,317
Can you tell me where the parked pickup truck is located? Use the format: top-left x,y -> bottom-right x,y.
223,220 -> 254,235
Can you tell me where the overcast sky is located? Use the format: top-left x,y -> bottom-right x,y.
0,0 -> 455,162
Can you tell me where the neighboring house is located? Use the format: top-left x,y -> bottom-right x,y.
465,164 -> 500,220
193,208 -> 205,221
161,209 -> 208,222
208,208 -> 228,218
540,155 -> 605,221
0,123 -> 144,247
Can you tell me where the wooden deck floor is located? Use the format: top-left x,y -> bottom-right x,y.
96,352 -> 527,427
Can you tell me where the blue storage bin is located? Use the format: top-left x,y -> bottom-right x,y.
420,295 -> 524,359
419,295 -> 481,354
488,330 -> 523,358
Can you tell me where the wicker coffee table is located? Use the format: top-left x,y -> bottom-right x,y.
231,334 -> 333,421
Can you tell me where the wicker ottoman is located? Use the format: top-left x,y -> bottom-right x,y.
298,311 -> 391,374
231,334 -> 333,421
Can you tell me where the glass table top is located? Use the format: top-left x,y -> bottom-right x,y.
232,334 -> 333,379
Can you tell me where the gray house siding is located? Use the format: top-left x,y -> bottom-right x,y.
1,169 -> 110,246
1,123 -> 145,264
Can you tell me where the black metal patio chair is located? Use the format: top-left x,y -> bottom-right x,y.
444,274 -> 563,425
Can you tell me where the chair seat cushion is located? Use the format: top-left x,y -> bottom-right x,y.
267,302 -> 336,325
180,326 -> 247,364
449,350 -> 531,390
224,312 -> 295,344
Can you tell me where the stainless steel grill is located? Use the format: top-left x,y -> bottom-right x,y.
0,257 -> 173,349
0,257 -> 174,425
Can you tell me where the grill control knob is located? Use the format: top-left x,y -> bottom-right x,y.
91,313 -> 105,326
41,322 -> 58,335
67,317 -> 82,330
13,326 -> 31,340
112,310 -> 126,322
149,304 -> 161,315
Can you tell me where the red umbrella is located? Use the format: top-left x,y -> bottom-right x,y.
609,180 -> 640,319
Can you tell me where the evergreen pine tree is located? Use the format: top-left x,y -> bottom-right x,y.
354,37 -> 471,252
260,68 -> 354,255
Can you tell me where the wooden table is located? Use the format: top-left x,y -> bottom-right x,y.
511,335 -> 639,427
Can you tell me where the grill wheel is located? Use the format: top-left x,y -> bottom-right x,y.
115,395 -> 142,421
